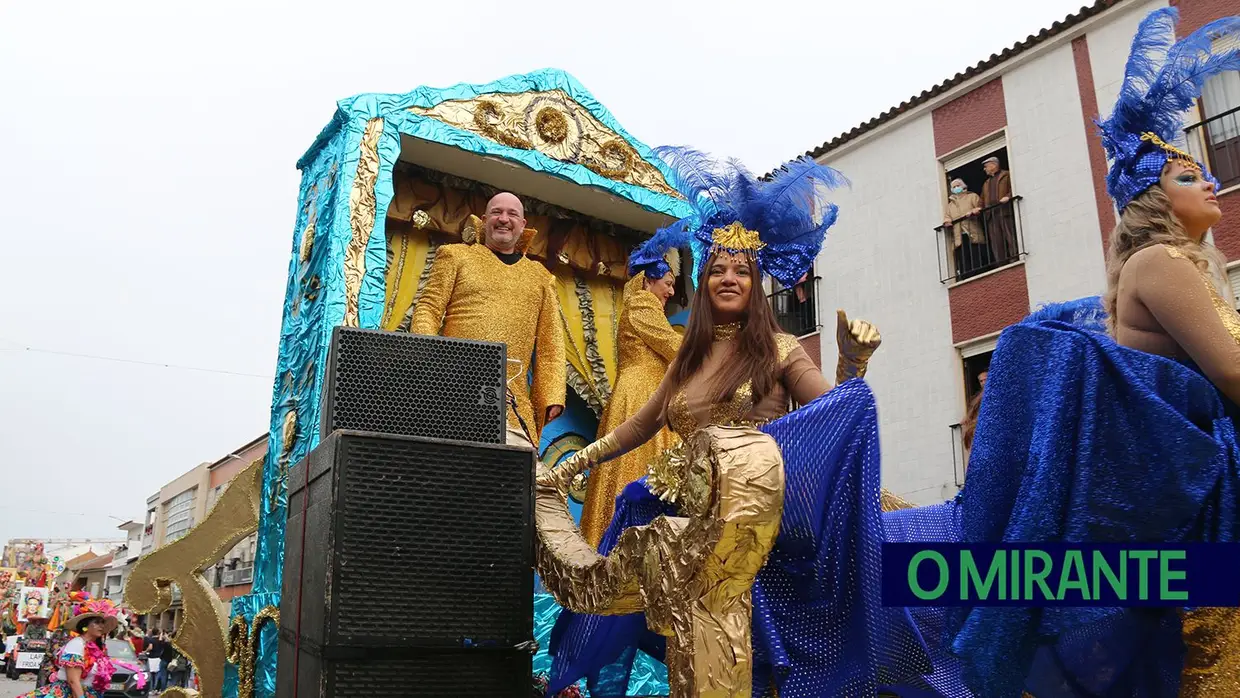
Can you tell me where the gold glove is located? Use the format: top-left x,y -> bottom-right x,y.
836,309 -> 882,384
537,433 -> 620,499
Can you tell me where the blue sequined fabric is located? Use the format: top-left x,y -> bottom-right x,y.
941,318 -> 1239,696
548,380 -> 911,697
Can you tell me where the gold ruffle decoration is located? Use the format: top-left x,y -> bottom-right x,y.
409,90 -> 682,199
536,426 -> 784,698
124,457 -> 264,698
344,117 -> 384,328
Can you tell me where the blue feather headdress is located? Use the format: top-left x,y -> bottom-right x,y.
650,146 -> 848,287
627,221 -> 687,280
1098,7 -> 1240,211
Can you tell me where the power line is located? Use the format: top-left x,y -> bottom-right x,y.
0,342 -> 273,380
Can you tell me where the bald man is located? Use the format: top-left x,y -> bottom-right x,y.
411,193 -> 566,448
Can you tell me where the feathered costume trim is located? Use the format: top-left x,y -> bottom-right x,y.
1098,7 -> 1240,210
649,146 -> 847,287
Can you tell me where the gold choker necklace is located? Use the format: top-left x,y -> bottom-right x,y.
713,322 -> 742,341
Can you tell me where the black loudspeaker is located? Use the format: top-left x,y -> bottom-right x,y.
319,327 -> 507,444
278,430 -> 534,697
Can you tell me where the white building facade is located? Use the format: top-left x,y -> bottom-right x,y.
791,0 -> 1240,504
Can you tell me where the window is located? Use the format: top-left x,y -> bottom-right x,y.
937,147 -> 1025,283
962,350 -> 992,402
163,489 -> 196,543
1188,68 -> 1240,191
769,268 -> 819,337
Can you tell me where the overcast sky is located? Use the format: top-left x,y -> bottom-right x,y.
0,0 -> 1093,542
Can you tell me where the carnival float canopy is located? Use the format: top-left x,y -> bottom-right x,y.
124,69 -> 694,698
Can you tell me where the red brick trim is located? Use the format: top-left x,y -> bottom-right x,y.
1071,36 -> 1118,251
932,79 -> 1007,157
1169,0 -> 1233,35
948,264 -> 1030,344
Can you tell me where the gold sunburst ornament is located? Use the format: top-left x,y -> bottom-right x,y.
710,221 -> 765,256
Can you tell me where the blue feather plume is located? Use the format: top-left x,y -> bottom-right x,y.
628,217 -> 691,278
651,147 -> 848,287
1098,7 -> 1240,208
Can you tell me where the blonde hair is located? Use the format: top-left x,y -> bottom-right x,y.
1103,186 -> 1224,332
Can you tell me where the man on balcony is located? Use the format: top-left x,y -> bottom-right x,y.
981,156 -> 1016,265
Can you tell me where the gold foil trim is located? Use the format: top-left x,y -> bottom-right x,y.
409,90 -> 681,198
535,426 -> 784,698
344,117 -> 384,328
124,458 -> 264,698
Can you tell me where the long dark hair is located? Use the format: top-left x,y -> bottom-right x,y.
668,253 -> 781,403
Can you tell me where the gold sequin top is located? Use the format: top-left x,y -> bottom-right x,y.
611,274 -> 683,395
1114,244 -> 1240,406
610,322 -> 830,454
410,243 -> 567,440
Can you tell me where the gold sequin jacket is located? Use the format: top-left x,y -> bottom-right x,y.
410,243 -> 567,441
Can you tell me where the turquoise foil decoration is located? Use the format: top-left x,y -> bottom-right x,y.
222,592 -> 281,698
230,69 -> 689,698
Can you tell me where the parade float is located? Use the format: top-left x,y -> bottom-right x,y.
124,69 -> 693,697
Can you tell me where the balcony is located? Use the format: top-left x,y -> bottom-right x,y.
221,565 -> 254,587
1186,105 -> 1240,192
935,196 -> 1026,284
770,276 -> 819,337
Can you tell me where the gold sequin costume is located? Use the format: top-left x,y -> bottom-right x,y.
580,273 -> 684,547
536,323 -> 838,697
410,242 -> 566,441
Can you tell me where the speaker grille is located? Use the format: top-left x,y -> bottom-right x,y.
331,434 -> 532,645
329,654 -> 531,695
322,328 -> 506,444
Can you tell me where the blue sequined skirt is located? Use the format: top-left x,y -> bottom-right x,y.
884,313 -> 1239,697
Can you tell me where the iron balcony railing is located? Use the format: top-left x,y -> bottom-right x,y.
935,196 -> 1026,284
770,276 -> 820,337
1186,104 -> 1240,192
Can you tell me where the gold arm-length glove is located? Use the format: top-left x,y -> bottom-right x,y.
538,433 -> 621,500
836,309 -> 882,385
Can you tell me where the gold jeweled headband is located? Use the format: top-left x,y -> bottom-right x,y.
1140,132 -> 1202,172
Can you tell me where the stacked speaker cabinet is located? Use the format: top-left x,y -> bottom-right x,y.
279,328 -> 533,697
318,327 -> 508,445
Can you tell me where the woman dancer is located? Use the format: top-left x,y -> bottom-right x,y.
22,599 -> 121,698
578,235 -> 684,549
892,9 -> 1240,697
539,148 -> 893,698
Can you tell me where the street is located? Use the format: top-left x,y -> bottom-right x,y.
0,675 -> 33,698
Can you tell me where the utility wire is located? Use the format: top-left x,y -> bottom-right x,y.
0,341 -> 273,380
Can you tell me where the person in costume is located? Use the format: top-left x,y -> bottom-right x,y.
881,9 -> 1240,697
22,598 -> 121,698
536,147 -> 895,698
411,191 -> 566,447
578,236 -> 684,548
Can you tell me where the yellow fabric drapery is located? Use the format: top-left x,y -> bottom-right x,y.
380,221 -> 434,331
